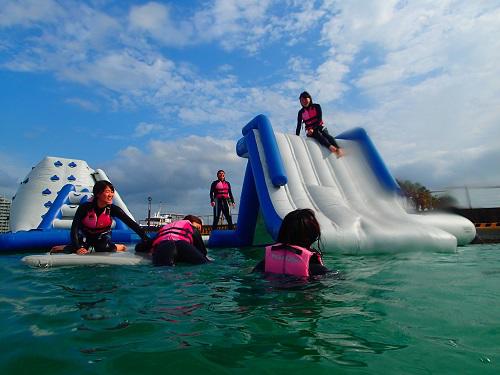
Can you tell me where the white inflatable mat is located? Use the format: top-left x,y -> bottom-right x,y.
22,252 -> 150,267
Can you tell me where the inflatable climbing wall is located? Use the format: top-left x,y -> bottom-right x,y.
9,156 -> 133,232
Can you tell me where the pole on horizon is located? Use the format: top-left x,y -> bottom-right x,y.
464,186 -> 472,209
147,196 -> 152,228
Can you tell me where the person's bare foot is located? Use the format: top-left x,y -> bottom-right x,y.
115,244 -> 127,252
50,245 -> 66,254
329,146 -> 344,158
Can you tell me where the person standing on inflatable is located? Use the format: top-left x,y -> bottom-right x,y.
52,180 -> 151,255
296,91 -> 344,158
253,209 -> 329,277
210,170 -> 235,230
136,215 -> 210,266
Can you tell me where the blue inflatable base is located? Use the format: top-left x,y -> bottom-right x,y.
0,229 -> 140,253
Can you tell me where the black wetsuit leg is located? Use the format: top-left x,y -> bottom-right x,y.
174,241 -> 209,265
89,233 -> 116,252
219,199 -> 234,229
63,233 -> 92,253
212,200 -> 223,228
152,241 -> 177,266
310,127 -> 339,149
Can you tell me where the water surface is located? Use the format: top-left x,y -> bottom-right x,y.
0,244 -> 498,374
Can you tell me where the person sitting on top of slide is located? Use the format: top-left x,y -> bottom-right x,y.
135,215 -> 210,266
51,180 -> 151,255
296,91 -> 344,158
253,208 -> 329,277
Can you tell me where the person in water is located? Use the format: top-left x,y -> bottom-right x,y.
253,208 -> 329,277
51,180 -> 151,255
296,91 -> 344,158
136,215 -> 210,266
210,170 -> 235,230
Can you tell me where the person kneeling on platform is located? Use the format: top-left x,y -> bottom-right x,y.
51,180 -> 151,255
136,215 -> 210,266
253,208 -> 329,277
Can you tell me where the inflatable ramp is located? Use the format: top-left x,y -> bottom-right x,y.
208,115 -> 476,253
0,156 -> 140,253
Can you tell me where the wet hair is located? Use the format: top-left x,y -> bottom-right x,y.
299,91 -> 313,103
277,208 -> 321,249
183,215 -> 202,226
217,170 -> 225,175
92,180 -> 114,196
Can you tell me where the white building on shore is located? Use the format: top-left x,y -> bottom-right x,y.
0,195 -> 11,233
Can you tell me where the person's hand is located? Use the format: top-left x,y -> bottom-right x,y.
232,203 -> 236,208
211,202 -> 215,207
76,247 -> 89,255
306,128 -> 314,136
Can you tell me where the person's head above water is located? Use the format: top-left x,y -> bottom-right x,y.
277,208 -> 321,249
217,170 -> 225,181
299,91 -> 312,108
183,215 -> 203,231
92,180 -> 115,207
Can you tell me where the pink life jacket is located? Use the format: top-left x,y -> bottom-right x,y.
301,105 -> 323,131
152,220 -> 194,247
215,180 -> 230,199
264,243 -> 323,277
81,206 -> 113,235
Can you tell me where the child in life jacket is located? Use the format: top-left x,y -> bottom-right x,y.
296,91 -> 344,158
253,208 -> 329,277
136,215 -> 210,266
51,180 -> 151,255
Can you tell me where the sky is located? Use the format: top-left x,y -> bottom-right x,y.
1,0 -> 499,219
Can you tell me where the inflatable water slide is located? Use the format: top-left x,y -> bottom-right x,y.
208,115 -> 476,253
0,156 -> 142,254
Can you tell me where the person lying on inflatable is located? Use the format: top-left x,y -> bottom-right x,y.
135,215 -> 210,266
51,180 -> 151,254
253,208 -> 329,277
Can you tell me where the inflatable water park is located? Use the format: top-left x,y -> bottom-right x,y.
0,114 -> 476,264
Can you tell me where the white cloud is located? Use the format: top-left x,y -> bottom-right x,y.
314,0 -> 500,189
134,122 -> 164,137
65,97 -> 99,112
128,2 -> 194,46
0,0 -> 62,27
103,136 -> 246,218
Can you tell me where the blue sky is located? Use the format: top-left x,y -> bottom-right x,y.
1,0 -> 500,218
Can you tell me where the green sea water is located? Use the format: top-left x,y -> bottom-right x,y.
0,244 -> 499,374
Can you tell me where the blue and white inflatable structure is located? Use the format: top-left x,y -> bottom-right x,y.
208,115 -> 476,253
0,156 -> 140,253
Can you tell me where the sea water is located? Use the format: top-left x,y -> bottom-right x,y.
0,244 -> 498,374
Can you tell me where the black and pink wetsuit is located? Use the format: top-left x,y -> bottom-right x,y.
296,103 -> 340,150
210,179 -> 235,229
68,201 -> 149,252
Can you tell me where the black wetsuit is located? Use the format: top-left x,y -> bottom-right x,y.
296,103 -> 340,150
68,201 -> 149,252
210,179 -> 235,229
149,225 -> 209,266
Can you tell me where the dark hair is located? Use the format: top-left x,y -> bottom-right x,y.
277,208 -> 321,249
92,180 -> 114,196
299,91 -> 312,101
183,215 -> 202,226
217,170 -> 225,175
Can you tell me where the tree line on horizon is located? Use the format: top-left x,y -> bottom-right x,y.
396,179 -> 457,211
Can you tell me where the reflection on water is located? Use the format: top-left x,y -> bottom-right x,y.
0,245 -> 499,374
